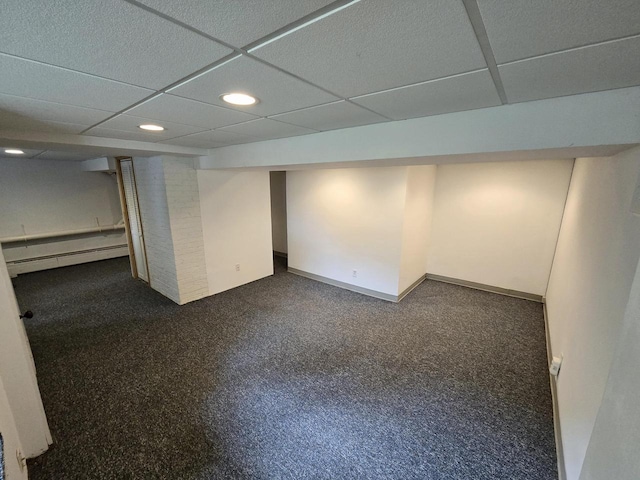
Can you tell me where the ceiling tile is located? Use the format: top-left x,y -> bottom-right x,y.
271,101 -> 387,131
220,118 -> 316,139
252,0 -> 486,98
478,0 -> 640,64
85,115 -> 207,142
499,36 -> 640,104
0,0 -> 231,89
0,148 -> 45,159
0,93 -> 113,126
135,0 -> 336,47
35,151 -> 104,162
159,130 -> 258,149
352,70 -> 501,120
127,94 -> 258,129
170,55 -> 339,116
0,54 -> 153,111
0,115 -> 90,134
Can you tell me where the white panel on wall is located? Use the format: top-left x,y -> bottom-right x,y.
545,148 -> 640,480
287,167 -> 408,296
197,170 -> 273,295
427,159 -> 574,296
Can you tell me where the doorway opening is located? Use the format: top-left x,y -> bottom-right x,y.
115,158 -> 149,283
270,171 -> 288,272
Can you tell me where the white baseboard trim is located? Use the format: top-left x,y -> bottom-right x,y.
543,301 -> 567,480
425,274 -> 543,303
288,268 -> 426,303
7,245 -> 129,276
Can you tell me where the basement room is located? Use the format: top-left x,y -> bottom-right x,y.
1,1 -> 639,479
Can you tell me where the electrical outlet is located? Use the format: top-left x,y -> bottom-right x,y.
549,355 -> 563,377
352,269 -> 357,278
235,264 -> 240,272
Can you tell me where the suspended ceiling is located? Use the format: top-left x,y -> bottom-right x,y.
0,0 -> 639,156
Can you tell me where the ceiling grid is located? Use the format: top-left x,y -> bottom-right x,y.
0,0 -> 639,157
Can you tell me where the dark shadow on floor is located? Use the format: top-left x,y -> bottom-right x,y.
17,257 -> 557,479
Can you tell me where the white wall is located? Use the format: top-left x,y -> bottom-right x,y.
133,156 -> 209,305
545,148 -> 640,480
0,374 -> 27,480
270,171 -> 288,254
579,255 -> 640,480
288,167 -> 409,296
399,166 -> 436,293
0,248 -> 50,460
198,170 -> 274,295
427,159 -> 573,296
0,158 -> 127,274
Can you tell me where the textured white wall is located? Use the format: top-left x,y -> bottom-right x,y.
270,171 -> 288,254
399,166 -> 436,293
427,159 -> 573,295
287,167 -> 408,296
133,157 -> 179,302
545,148 -> 640,480
133,156 -> 209,305
198,170 -> 273,295
163,158 -> 209,304
0,158 -> 126,269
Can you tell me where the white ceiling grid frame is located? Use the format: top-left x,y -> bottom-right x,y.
157,130 -> 260,149
476,0 -> 640,64
270,100 -> 387,131
0,0 -> 232,89
132,0 -> 340,46
167,56 -> 340,116
219,118 -> 318,139
124,94 -> 259,129
477,0 -> 640,104
250,0 -> 488,98
351,70 -> 502,120
0,53 -> 155,111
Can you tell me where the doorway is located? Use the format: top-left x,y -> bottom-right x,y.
270,171 -> 288,271
116,158 -> 149,283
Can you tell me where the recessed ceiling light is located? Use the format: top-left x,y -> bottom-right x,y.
220,93 -> 258,106
138,124 -> 165,131
4,149 -> 24,155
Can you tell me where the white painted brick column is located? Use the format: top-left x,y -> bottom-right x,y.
133,156 -> 209,305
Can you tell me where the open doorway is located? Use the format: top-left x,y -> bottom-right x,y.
270,171 -> 287,271
115,158 -> 149,283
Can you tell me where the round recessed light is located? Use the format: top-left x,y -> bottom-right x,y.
220,93 -> 258,106
4,149 -> 24,155
138,124 -> 165,131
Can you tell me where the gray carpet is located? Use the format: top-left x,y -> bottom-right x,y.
15,257 -> 557,479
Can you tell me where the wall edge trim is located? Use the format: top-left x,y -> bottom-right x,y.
397,274 -> 427,302
425,274 -> 543,302
543,302 -> 568,480
288,267 -> 399,302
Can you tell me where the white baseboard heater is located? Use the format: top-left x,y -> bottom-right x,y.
6,245 -> 129,276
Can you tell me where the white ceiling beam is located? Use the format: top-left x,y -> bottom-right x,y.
200,86 -> 640,170
0,130 -> 208,158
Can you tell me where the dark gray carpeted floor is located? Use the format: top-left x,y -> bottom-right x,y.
15,257 -> 557,479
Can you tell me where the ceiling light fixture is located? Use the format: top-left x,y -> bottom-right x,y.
138,124 -> 165,131
220,93 -> 258,106
4,149 -> 24,155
